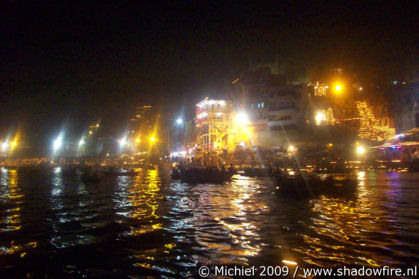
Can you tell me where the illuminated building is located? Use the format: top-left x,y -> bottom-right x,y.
130,105 -> 155,135
307,82 -> 335,126
232,64 -> 307,147
394,81 -> 419,133
357,101 -> 395,141
195,98 -> 234,151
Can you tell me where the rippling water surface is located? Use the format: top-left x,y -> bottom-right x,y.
1,168 -> 418,278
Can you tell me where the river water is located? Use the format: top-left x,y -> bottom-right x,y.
0,168 -> 418,278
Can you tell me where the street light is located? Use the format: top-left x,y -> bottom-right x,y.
333,83 -> 343,94
150,137 -> 156,143
1,141 -> 8,152
315,111 -> 326,125
119,136 -> 127,148
356,145 -> 366,155
288,145 -> 296,153
78,138 -> 85,147
176,118 -> 183,125
11,141 -> 17,151
53,135 -> 63,152
235,112 -> 249,125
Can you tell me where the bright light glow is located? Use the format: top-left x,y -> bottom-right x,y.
335,85 -> 342,91
170,150 -> 187,158
282,260 -> 297,266
78,138 -> 85,147
119,136 -> 127,148
216,112 -> 222,117
53,135 -> 63,152
96,124 -> 100,128
11,141 -> 17,148
197,112 -> 208,119
135,137 -> 140,143
359,87 -> 363,91
315,111 -> 326,125
235,112 -> 249,125
356,145 -> 366,155
1,141 -> 8,152
150,137 -> 156,142
288,145 -> 296,152
239,141 -> 245,147
89,130 -> 93,135
197,99 -> 227,108
176,118 -> 183,125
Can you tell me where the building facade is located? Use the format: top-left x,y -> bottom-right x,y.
195,98 -> 234,151
394,81 -> 419,133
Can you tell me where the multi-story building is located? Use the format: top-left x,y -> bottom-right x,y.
195,98 -> 234,151
394,81 -> 419,133
129,105 -> 155,136
232,64 -> 307,147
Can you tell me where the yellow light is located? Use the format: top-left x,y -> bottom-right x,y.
315,111 -> 326,125
356,145 -> 366,155
136,138 -> 140,143
96,124 -> 100,128
150,137 -> 156,142
89,130 -> 93,135
335,85 -> 342,91
282,260 -> 297,266
288,145 -> 295,152
235,112 -> 249,125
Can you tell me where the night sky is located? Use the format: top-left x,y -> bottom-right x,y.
1,1 -> 417,154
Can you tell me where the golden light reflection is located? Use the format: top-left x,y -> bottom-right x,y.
191,175 -> 268,261
0,170 -> 38,256
127,169 -> 163,236
0,170 -> 23,232
305,189 -> 389,267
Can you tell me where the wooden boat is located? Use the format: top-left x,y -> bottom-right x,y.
102,169 -> 139,176
172,167 -> 235,184
275,173 -> 356,198
81,173 -> 102,183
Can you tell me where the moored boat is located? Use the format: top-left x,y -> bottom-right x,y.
275,172 -> 357,198
172,166 -> 235,184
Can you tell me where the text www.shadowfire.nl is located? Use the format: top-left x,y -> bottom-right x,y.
198,265 -> 418,277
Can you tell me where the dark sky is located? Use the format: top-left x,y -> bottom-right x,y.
1,1 -> 418,152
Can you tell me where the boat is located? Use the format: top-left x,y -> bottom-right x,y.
102,169 -> 139,176
172,166 -> 235,184
81,173 -> 102,183
275,172 -> 356,198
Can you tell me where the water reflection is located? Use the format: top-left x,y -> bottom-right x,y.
0,169 -> 22,233
167,175 -> 267,266
0,169 -> 419,277
118,169 -> 163,236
